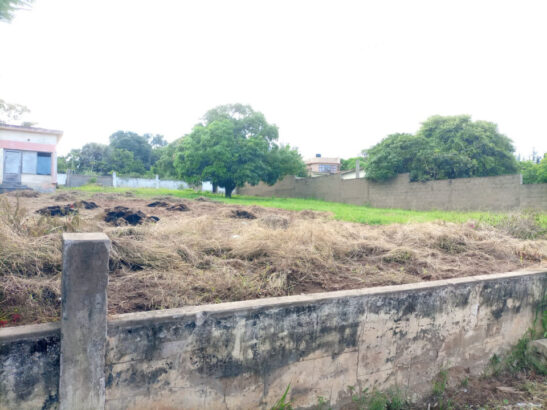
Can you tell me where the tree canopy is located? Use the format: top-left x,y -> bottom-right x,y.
59,131 -> 165,176
0,0 -> 33,23
363,115 -> 518,182
340,156 -> 366,171
519,154 -> 547,184
173,104 -> 306,197
109,131 -> 154,169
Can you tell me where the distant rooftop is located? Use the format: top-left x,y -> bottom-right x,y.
0,123 -> 63,137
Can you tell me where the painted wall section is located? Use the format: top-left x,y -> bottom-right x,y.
0,270 -> 545,409
239,173 -> 547,211
0,130 -> 58,146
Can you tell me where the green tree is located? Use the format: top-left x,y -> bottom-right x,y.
415,115 -> 517,179
340,157 -> 366,171
153,141 -> 180,178
519,154 -> 547,184
109,131 -> 154,169
148,134 -> 168,149
363,115 -> 518,182
0,0 -> 33,23
70,143 -> 109,174
174,104 -> 305,197
57,155 -> 68,173
539,155 -> 547,183
105,148 -> 146,175
261,144 -> 308,183
363,133 -> 426,181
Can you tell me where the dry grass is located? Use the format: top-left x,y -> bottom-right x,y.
0,192 -> 546,325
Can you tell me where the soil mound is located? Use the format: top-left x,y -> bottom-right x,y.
105,206 -> 159,226
74,200 -> 99,210
53,193 -> 77,202
9,190 -> 39,198
167,203 -> 189,212
231,210 -> 256,219
147,201 -> 169,208
261,214 -> 290,229
36,204 -> 77,216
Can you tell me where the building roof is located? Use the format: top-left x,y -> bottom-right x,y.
0,123 -> 63,137
305,157 -> 340,165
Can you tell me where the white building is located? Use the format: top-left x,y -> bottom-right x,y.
0,124 -> 63,193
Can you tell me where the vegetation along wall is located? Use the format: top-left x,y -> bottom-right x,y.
239,173 -> 547,211
0,270 -> 545,409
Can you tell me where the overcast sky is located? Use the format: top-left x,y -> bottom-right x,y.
1,0 -> 546,159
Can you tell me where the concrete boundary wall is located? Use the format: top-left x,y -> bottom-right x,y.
57,173 -> 223,192
239,173 -> 547,211
1,268 -> 545,409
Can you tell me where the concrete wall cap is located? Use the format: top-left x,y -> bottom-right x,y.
62,232 -> 110,243
108,268 -> 546,329
0,322 -> 60,343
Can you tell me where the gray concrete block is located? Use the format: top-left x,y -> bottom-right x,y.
60,233 -> 111,410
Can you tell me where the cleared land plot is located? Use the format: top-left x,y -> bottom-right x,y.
66,185 -> 547,227
0,188 -> 546,326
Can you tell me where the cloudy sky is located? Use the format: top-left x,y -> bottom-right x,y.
1,0 -> 546,159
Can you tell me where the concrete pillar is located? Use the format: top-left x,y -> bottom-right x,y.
155,174 -> 160,189
112,171 -> 117,188
60,233 -> 111,410
355,159 -> 360,179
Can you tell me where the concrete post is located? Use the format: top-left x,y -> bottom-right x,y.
355,159 -> 360,179
60,233 -> 111,410
155,174 -> 160,189
112,171 -> 117,188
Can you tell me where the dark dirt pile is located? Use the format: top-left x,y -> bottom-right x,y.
36,201 -> 99,216
74,200 -> 99,210
36,204 -> 77,216
147,201 -> 189,212
104,206 -> 159,225
167,203 -> 189,212
231,210 -> 256,219
147,201 -> 169,207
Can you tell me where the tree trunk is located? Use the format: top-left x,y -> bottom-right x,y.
225,185 -> 234,198
212,183 -> 218,193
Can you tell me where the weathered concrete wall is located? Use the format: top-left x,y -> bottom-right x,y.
0,323 -> 60,409
21,174 -> 56,193
65,174 -> 114,188
2,270 -> 545,409
58,173 -> 222,192
239,173 -> 547,211
114,176 -> 189,190
520,183 -> 547,209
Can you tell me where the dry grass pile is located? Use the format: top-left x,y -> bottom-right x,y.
0,192 -> 545,325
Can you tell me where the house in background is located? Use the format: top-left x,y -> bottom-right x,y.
0,124 -> 63,193
305,154 -> 340,177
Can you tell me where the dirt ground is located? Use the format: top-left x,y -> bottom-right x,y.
0,190 -> 546,326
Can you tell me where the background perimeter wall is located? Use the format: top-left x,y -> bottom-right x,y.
239,173 -> 547,211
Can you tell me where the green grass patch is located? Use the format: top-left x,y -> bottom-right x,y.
65,185 -> 547,229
